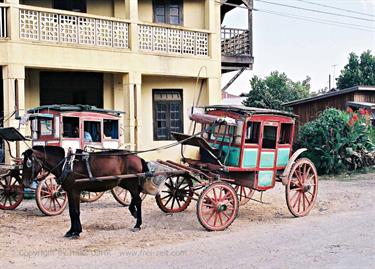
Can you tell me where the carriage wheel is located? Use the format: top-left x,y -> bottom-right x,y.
234,186 -> 255,206
36,175 -> 68,216
0,174 -> 24,210
286,158 -> 318,217
155,175 -> 193,213
80,191 -> 104,203
111,187 -> 147,207
197,182 -> 239,231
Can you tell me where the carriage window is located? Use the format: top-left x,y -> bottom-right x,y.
280,123 -> 292,144
84,121 -> 101,142
40,119 -> 53,136
63,117 -> 79,138
104,120 -> 119,139
262,126 -> 277,149
209,125 -> 235,142
245,122 -> 260,144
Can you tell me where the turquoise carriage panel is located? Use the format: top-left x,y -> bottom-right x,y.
258,171 -> 274,187
259,152 -> 275,168
242,148 -> 258,168
210,143 -> 241,167
276,148 -> 290,167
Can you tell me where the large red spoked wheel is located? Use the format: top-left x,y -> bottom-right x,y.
155,175 -> 193,213
0,174 -> 24,210
234,186 -> 255,206
111,187 -> 147,206
36,175 -> 68,216
286,158 -> 318,217
80,191 -> 104,203
197,182 -> 239,231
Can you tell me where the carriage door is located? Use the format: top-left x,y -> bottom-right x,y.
257,121 -> 279,190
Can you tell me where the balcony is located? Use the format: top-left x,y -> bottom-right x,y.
11,5 -> 209,58
0,4 -> 8,38
19,8 -> 129,49
221,27 -> 253,72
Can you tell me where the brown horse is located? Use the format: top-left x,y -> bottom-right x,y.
22,146 -> 147,238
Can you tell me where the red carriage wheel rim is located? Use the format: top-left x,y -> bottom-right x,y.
286,159 -> 318,217
156,176 -> 193,213
197,183 -> 239,231
36,176 -> 68,216
0,175 -> 24,210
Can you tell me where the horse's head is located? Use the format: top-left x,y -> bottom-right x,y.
22,146 -> 66,187
22,148 -> 42,187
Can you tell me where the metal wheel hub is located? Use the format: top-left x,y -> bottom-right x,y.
216,203 -> 227,213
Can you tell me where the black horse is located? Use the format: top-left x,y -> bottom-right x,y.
22,146 -> 148,238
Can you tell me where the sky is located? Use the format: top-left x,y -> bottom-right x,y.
222,0 -> 375,96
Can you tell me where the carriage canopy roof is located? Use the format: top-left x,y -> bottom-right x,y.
27,104 -> 124,116
205,105 -> 297,118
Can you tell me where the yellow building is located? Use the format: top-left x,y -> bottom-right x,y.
0,0 -> 253,161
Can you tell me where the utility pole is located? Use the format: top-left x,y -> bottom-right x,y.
332,64 -> 337,88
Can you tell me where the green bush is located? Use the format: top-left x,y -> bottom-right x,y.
296,108 -> 374,175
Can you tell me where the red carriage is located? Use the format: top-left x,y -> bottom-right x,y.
0,105 -> 138,215
154,105 -> 319,231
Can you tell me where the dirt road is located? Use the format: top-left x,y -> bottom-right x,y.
1,174 -> 374,269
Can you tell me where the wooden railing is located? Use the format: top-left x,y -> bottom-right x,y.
19,7 -> 129,49
221,27 -> 251,56
0,5 -> 8,38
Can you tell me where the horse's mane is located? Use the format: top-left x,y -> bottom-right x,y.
32,146 -> 66,158
76,149 -> 131,156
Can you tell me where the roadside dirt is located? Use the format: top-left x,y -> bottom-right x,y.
0,173 -> 374,268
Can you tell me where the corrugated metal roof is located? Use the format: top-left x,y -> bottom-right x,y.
284,86 -> 375,107
27,104 -> 124,116
205,105 -> 296,117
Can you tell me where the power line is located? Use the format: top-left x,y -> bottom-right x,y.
294,0 -> 375,18
254,0 -> 375,22
256,8 -> 375,32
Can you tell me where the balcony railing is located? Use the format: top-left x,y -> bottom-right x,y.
19,8 -> 129,49
221,27 -> 251,56
138,24 -> 209,56
0,5 -> 7,38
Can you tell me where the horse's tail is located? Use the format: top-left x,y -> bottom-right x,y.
141,158 -> 149,173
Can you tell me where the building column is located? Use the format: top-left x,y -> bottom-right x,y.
207,77 -> 221,105
5,0 -> 20,41
2,64 -> 25,162
122,72 -> 142,151
125,0 -> 139,52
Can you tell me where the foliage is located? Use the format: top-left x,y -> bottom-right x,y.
336,50 -> 375,89
242,71 -> 310,111
296,108 -> 375,175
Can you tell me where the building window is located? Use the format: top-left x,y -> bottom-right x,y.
153,90 -> 183,140
153,0 -> 183,25
53,0 -> 87,13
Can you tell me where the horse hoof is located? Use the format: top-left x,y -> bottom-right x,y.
64,232 -> 80,238
131,227 -> 141,232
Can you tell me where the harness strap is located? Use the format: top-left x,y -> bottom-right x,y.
82,153 -> 95,181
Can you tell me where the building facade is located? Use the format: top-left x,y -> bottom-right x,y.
0,0 -> 253,161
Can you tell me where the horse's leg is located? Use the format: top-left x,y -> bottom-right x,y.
131,192 -> 142,232
65,189 -> 81,238
128,193 -> 137,219
65,189 -> 75,237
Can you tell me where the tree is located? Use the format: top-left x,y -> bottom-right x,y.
242,71 -> 310,110
336,50 -> 375,89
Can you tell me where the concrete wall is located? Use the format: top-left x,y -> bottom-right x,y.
140,75 -> 209,160
139,0 -> 205,29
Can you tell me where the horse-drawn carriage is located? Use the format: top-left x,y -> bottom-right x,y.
153,105 -> 318,230
0,105 -> 137,215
